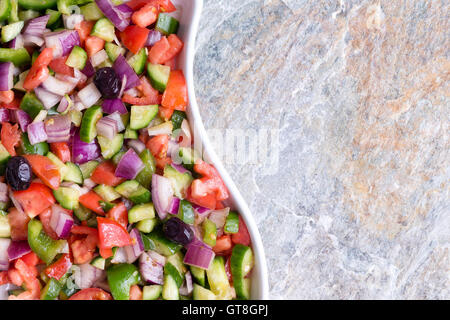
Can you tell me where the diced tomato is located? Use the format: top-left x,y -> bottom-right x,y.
139,130 -> 149,144
23,48 -> 53,90
50,142 -> 71,163
163,57 -> 176,69
213,234 -> 233,255
85,36 -> 105,57
8,277 -> 40,300
70,232 -> 98,265
79,191 -> 104,215
156,0 -> 176,12
146,134 -> 169,159
158,107 -> 174,121
90,161 -> 125,187
0,271 -> 9,285
15,258 -> 38,282
215,201 -> 225,210
127,0 -> 176,12
99,247 -> 113,259
192,160 -> 229,201
8,268 -> 23,286
160,34 -> 184,63
71,225 -> 98,236
148,36 -> 171,64
132,4 -> 158,28
129,285 -> 143,300
138,76 -> 159,97
155,156 -> 172,170
186,186 -> 217,210
0,90 -> 14,104
1,122 -> 21,156
122,93 -> 161,105
231,216 -> 251,246
49,56 -> 74,77
121,25 -> 150,54
20,252 -> 41,267
44,254 -> 72,280
1,95 -> 21,109
23,154 -> 61,190
97,217 -> 132,249
75,20 -> 95,46
13,183 -> 55,218
7,208 -> 30,241
107,203 -> 128,229
39,208 -> 59,240
69,288 -> 112,300
161,70 -> 188,111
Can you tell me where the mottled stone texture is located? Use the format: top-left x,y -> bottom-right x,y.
194,0 -> 449,299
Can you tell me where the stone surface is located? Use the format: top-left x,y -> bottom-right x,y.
194,0 -> 449,299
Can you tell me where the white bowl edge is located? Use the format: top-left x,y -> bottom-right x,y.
173,0 -> 269,300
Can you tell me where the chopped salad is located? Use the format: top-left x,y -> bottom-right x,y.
0,0 -> 254,300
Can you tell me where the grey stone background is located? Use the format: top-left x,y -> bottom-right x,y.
193,0 -> 449,299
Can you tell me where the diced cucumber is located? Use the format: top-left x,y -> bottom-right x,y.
128,203 -> 155,224
21,133 -> 49,156
162,273 -> 179,300
41,278 -> 62,300
143,285 -> 162,300
0,215 -> 11,238
90,256 -> 106,270
64,162 -> 83,184
155,13 -> 179,35
190,266 -> 206,287
124,126 -> 138,139
69,109 -> 82,127
202,219 -> 217,247
146,227 -> 182,257
79,160 -> 99,179
56,0 -> 75,15
135,149 -> 156,189
91,18 -> 115,42
171,110 -> 187,131
0,48 -> 30,67
19,0 -> 57,10
115,180 -> 151,204
80,105 -> 103,143
0,142 -> 10,176
224,211 -> 240,234
178,200 -> 194,225
230,244 -> 253,300
178,147 -> 201,168
47,152 -> 68,181
45,9 -> 61,28
164,262 -> 184,288
127,48 -> 147,75
130,105 -> 158,130
104,43 -> 125,63
66,46 -> 87,70
94,184 -> 121,202
136,218 -> 157,233
18,10 -> 39,21
0,0 -> 11,22
206,256 -> 232,300
147,63 -> 170,92
97,134 -> 124,160
193,284 -> 216,300
111,150 -> 125,165
167,251 -> 187,274
80,2 -> 104,21
73,204 -> 92,221
53,187 -> 80,210
163,164 -> 193,198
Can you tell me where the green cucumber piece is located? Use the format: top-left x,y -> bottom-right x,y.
155,13 -> 179,36
128,203 -> 155,224
94,184 -> 121,202
19,0 -> 57,10
0,0 -> 11,22
171,110 -> 186,131
45,9 -> 61,28
130,105 -> 158,130
97,134 -> 124,160
206,256 -> 232,300
230,244 -> 253,300
20,92 -> 44,119
178,200 -> 194,225
69,109 -> 82,127
146,227 -> 182,257
80,105 -> 103,143
167,252 -> 187,274
124,126 -> 138,139
162,273 -> 179,300
143,285 -> 162,300
0,215 -> 11,238
18,10 -> 39,21
136,218 -> 157,233
91,18 -> 115,42
127,48 -> 147,75
66,46 -> 87,70
21,133 -> 49,156
111,150 -> 125,165
53,187 -> 80,210
178,147 -> 201,169
135,149 -> 156,189
147,63 -> 170,92
56,0 -> 75,15
41,278 -> 63,300
202,219 -> 217,247
80,2 -> 104,21
193,284 -> 216,300
90,256 -> 106,270
64,162 -> 83,184
104,43 -> 125,63
47,152 -> 68,181
79,160 -> 99,179
0,48 -> 30,66
8,0 -> 18,23
163,164 -> 193,198
190,266 -> 205,287
0,142 -> 10,176
224,211 -> 239,234
164,262 -> 184,288
73,204 -> 92,221
115,180 -> 151,204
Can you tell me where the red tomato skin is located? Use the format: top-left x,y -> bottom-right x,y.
49,57 -> 74,76
13,183 -> 56,218
90,162 -> 125,187
50,142 -> 71,163
39,208 -> 59,240
23,154 -> 61,190
0,271 -> 9,285
148,36 -> 171,64
97,217 -> 132,249
7,208 -> 30,241
146,134 -> 169,159
23,48 -> 53,90
44,254 -> 72,280
161,70 -> 188,111
69,288 -> 112,300
231,216 -> 251,246
79,191 -> 105,215
1,122 -> 21,156
107,203 -> 128,229
121,25 -> 150,54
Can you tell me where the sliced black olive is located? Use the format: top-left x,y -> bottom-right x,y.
94,67 -> 121,99
6,156 -> 32,191
163,217 -> 194,245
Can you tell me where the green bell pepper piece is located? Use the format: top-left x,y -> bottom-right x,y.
171,110 -> 186,131
107,263 -> 140,300
202,218 -> 217,247
41,278 -> 63,300
135,149 -> 156,189
21,133 -> 49,156
224,211 -> 239,234
20,92 -> 45,119
28,219 -> 67,265
179,200 -> 194,225
0,48 -> 31,67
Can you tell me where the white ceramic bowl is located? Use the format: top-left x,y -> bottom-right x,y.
172,0 -> 269,299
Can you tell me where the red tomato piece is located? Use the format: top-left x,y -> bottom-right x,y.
1,122 -> 21,156
49,56 -> 74,77
97,217 -> 132,249
69,288 -> 112,300
161,70 -> 188,111
231,216 -> 251,246
121,25 -> 150,54
70,233 -> 98,265
13,183 -> 56,218
44,254 -> 72,280
186,186 -> 217,210
7,208 -> 30,241
122,93 -> 161,105
193,160 -> 229,201
23,154 -> 61,190
50,142 -> 71,163
146,134 -> 169,159
79,191 -> 104,215
85,36 -> 105,57
213,234 -> 233,255
148,36 -> 171,64
23,48 -> 53,90
39,208 -> 59,240
75,20 -> 95,46
159,34 -> 184,63
0,271 -> 9,285
107,203 -> 128,229
0,90 -> 14,104
99,247 -> 113,259
20,252 -> 41,267
132,4 -> 158,28
127,0 -> 175,12
90,161 -> 124,187
129,285 -> 143,300
158,107 -> 174,121
1,95 -> 21,109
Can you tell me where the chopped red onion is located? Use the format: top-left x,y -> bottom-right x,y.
90,49 -> 108,67
171,163 -> 190,175
0,109 -> 10,123
146,29 -> 163,47
111,247 -> 127,264
192,204 -> 213,216
7,241 -> 31,261
183,244 -> 215,270
42,75 -> 77,96
71,128 -> 101,164
0,183 -> 8,203
0,284 -> 21,299
63,14 -> 84,30
179,271 -> 193,296
147,250 -> 166,266
115,3 -> 133,19
23,15 -> 50,36
0,239 -> 11,271
126,229 -> 144,263
126,139 -> 145,155
81,59 -> 95,78
95,0 -> 131,32
115,149 -> 144,180
57,95 -> 72,113
77,83 -> 101,108
83,178 -> 97,190
151,174 -> 174,220
167,197 -> 180,215
106,112 -> 125,132
45,115 -> 71,143
74,263 -> 104,289
0,62 -> 14,91
113,55 -> 140,90
178,119 -> 192,148
23,34 -> 44,47
96,116 -> 118,140
139,252 -> 164,285
208,208 -> 230,229
102,98 -> 128,114
8,189 -> 24,216
44,30 -> 80,58
73,68 -> 87,84
27,121 -> 48,145
10,110 -> 31,132
7,34 -> 24,49
50,204 -> 74,239
34,86 -> 62,109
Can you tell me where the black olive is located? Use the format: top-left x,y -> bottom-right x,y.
6,156 -> 32,191
163,218 -> 194,245
94,67 -> 121,99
